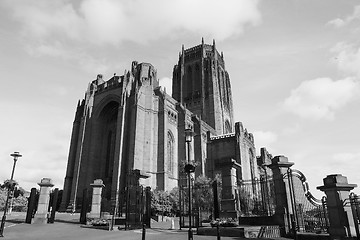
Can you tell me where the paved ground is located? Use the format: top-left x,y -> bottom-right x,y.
1,212 -> 291,240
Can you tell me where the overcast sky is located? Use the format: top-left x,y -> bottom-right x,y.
0,0 -> 359,196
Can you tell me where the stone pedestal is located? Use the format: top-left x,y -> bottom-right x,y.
32,178 -> 54,224
268,155 -> 294,237
89,179 -> 105,219
216,158 -> 241,219
317,174 -> 357,239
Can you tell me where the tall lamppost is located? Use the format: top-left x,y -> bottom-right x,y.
0,151 -> 22,238
184,129 -> 195,240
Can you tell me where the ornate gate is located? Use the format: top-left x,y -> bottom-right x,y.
179,178 -> 217,228
179,184 -> 199,228
238,177 -> 276,216
286,169 -> 329,234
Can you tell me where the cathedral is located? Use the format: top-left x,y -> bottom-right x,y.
60,39 -> 260,213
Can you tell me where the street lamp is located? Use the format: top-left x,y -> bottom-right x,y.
0,151 -> 22,237
184,129 -> 195,240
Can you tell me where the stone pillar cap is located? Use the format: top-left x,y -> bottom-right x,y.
38,178 -> 54,187
90,179 -> 105,187
317,174 -> 357,191
132,169 -> 150,179
268,155 -> 294,168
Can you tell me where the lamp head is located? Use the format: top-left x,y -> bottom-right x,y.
10,151 -> 22,161
185,128 -> 194,142
184,163 -> 195,173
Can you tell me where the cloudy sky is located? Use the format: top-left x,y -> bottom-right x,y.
0,0 -> 359,195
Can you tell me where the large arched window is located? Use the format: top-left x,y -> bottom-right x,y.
187,66 -> 193,98
249,149 -> 256,195
167,131 -> 175,175
194,64 -> 201,96
225,120 -> 232,134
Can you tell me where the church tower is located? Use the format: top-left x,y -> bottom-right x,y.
172,39 -> 234,134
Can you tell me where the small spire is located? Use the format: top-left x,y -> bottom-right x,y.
221,51 -> 223,58
201,37 -> 204,45
213,39 -> 216,47
182,44 -> 184,53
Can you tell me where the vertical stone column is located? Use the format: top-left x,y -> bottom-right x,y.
317,174 -> 357,239
89,179 -> 105,219
144,186 -> 151,228
268,156 -> 294,237
217,158 -> 241,219
32,178 -> 54,224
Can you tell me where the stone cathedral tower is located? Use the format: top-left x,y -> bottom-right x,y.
172,39 -> 234,135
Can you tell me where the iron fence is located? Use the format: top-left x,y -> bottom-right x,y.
237,177 -> 276,216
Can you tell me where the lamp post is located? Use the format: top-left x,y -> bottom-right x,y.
0,151 -> 22,237
184,129 -> 195,240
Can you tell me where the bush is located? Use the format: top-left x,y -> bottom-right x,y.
210,218 -> 238,227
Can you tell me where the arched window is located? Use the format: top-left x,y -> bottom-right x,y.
194,64 -> 201,96
225,120 -> 232,134
249,149 -> 256,195
167,131 -> 175,175
187,66 -> 193,98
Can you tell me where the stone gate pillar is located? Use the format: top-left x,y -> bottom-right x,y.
33,178 -> 54,224
216,158 -> 241,219
317,174 -> 357,239
89,179 -> 105,219
268,155 -> 294,237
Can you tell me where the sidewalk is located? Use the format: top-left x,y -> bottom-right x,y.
1,212 -> 291,240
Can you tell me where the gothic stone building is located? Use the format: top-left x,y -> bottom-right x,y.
60,40 -> 260,212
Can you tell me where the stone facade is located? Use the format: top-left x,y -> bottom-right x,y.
60,40 -> 261,212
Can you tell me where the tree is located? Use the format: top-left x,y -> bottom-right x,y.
151,190 -> 172,216
0,180 -> 28,212
169,187 -> 179,215
194,176 -> 214,212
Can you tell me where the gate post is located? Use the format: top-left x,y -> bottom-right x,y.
80,188 -> 89,224
144,186 -> 151,228
212,180 -> 220,220
268,155 -> 294,237
48,188 -> 59,223
216,158 -> 241,220
32,178 -> 54,224
317,174 -> 357,239
25,188 -> 37,224
89,179 -> 105,219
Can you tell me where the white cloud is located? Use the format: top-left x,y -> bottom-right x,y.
281,124 -> 301,136
159,77 -> 172,95
253,130 -> 278,154
327,18 -> 346,28
330,152 -> 360,185
2,0 -> 261,45
26,42 -> 110,74
327,5 -> 360,28
283,77 -> 360,120
331,42 -> 360,78
332,152 -> 360,162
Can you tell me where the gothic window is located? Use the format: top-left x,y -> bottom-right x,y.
105,131 -> 112,177
167,131 -> 175,175
222,71 -> 226,102
187,66 -> 193,99
249,149 -> 256,195
194,64 -> 201,97
225,120 -> 232,134
249,149 -> 255,180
